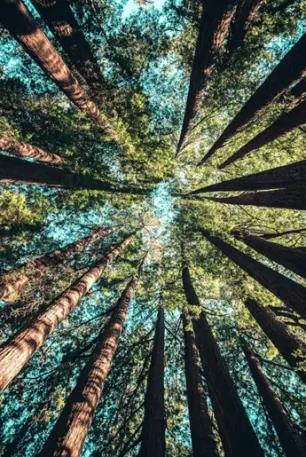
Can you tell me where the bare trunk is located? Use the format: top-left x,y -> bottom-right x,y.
227,0 -> 264,51
0,236 -> 132,393
137,307 -> 165,457
0,137 -> 65,164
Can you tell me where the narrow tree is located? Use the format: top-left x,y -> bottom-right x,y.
137,306 -> 165,457
0,137 -> 65,164
0,226 -> 115,300
287,77 -> 306,108
176,0 -> 238,155
245,298 -> 306,384
37,258 -> 145,457
0,235 -> 132,393
198,32 -> 306,165
200,228 -> 306,320
242,340 -> 306,457
182,264 -> 264,457
182,312 -> 219,457
261,227 -> 306,240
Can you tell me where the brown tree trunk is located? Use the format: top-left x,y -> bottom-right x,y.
0,137 -> 65,164
245,298 -> 306,384
176,0 -> 238,155
137,307 -> 165,457
242,341 -> 306,457
227,0 -> 264,51
0,236 -> 132,393
0,226 -> 115,300
37,260 -> 144,457
200,229 -> 306,320
198,31 -> 306,165
0,0 -> 100,122
182,266 -> 264,457
219,97 -> 306,169
182,312 -> 219,457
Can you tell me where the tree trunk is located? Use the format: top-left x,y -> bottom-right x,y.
0,0 -> 100,122
0,137 -> 65,164
227,0 -> 264,51
198,31 -> 306,165
200,229 -> 306,320
245,298 -> 306,384
0,236 -> 132,393
182,266 -> 264,457
242,341 -> 306,457
0,226 -> 115,300
287,78 -> 306,108
37,261 -> 144,457
261,227 -> 306,240
182,312 -> 219,457
219,97 -> 306,169
137,307 -> 165,457
176,0 -> 238,155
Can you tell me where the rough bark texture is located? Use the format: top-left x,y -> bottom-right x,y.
0,0 -> 100,122
245,298 -> 306,384
199,31 -> 306,165
242,341 -> 306,457
220,97 -> 306,168
137,307 -> 165,457
227,0 -> 264,51
0,236 -> 131,393
183,313 -> 219,457
176,0 -> 238,155
0,137 -> 65,164
182,265 -> 264,457
38,267 -> 142,457
0,226 -> 115,300
200,229 -> 306,320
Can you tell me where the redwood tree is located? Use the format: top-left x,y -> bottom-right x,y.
0,137 -> 65,164
227,0 -> 264,51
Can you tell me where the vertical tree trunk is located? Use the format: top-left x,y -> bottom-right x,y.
0,226 -> 115,300
200,229 -> 306,320
242,341 -> 306,457
0,236 -> 132,393
38,259 -> 144,457
198,32 -> 306,165
137,307 -> 165,457
182,312 -> 219,457
0,137 -> 65,164
245,298 -> 306,384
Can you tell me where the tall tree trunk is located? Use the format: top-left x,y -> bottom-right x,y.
137,307 -> 165,457
242,341 -> 306,457
219,97 -> 306,169
287,78 -> 306,108
0,235 -> 132,393
245,298 -> 306,384
182,265 -> 264,457
182,312 -> 219,457
200,229 -> 306,320
0,137 -> 65,164
0,226 -> 115,301
37,260 -> 144,457
176,0 -> 238,155
198,32 -> 306,165
0,0 -> 100,122
227,0 -> 264,51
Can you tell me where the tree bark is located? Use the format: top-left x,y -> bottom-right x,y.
176,0 -> 238,155
287,78 -> 306,108
0,226 -> 115,300
227,0 -> 264,52
242,340 -> 306,457
198,31 -> 306,165
182,312 -> 219,457
0,236 -> 132,393
0,137 -> 65,164
245,298 -> 306,384
200,229 -> 306,320
37,260 -> 144,457
137,307 -> 165,457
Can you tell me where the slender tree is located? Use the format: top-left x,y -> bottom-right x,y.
242,340 -> 306,457
182,312 -> 219,457
198,31 -> 306,165
137,306 -> 165,457
261,227 -> 306,240
182,264 -> 264,457
176,0 -> 238,155
200,228 -> 306,320
287,77 -> 306,108
37,258 -> 145,457
0,137 -> 65,164
0,226 -> 115,300
0,235 -> 132,393
245,298 -> 306,384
